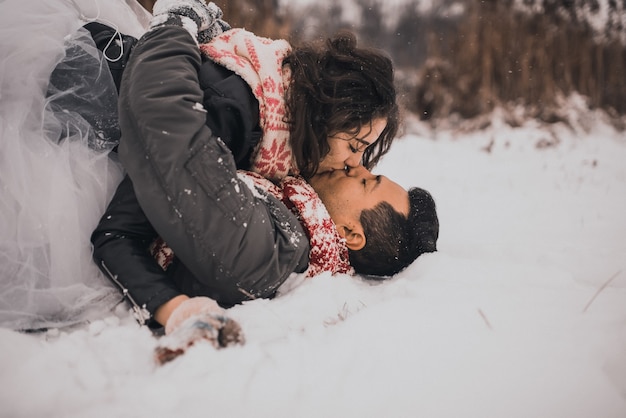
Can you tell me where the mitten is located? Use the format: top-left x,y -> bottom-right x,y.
155,311 -> 245,365
149,0 -> 230,45
164,296 -> 222,335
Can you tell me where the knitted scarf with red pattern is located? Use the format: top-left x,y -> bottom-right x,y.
151,173 -> 353,278
237,171 -> 353,278
199,28 -> 294,180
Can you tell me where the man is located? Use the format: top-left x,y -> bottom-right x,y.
90,1 -> 438,356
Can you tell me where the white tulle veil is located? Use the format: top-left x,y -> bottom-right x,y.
0,0 -> 150,330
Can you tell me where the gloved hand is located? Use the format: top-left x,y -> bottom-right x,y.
150,0 -> 230,44
164,296 -> 222,334
155,297 -> 245,365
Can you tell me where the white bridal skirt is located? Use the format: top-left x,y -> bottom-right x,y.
0,0 -> 151,330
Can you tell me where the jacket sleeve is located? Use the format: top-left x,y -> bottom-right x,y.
91,175 -> 182,323
116,25 -> 309,306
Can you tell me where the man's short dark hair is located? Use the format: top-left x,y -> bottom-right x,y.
348,187 -> 439,277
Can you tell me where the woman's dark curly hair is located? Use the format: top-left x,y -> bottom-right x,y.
283,30 -> 399,179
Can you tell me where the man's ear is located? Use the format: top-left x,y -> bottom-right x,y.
337,224 -> 366,251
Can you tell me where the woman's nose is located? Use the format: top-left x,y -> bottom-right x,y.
344,152 -> 363,168
345,165 -> 368,177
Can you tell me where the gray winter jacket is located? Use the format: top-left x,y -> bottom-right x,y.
92,25 -> 309,323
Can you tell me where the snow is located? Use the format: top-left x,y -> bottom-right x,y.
1,105 -> 625,417
1,0 -> 625,414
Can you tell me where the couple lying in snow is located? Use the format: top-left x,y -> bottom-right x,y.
59,0 -> 439,360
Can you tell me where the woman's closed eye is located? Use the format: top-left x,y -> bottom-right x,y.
350,140 -> 370,153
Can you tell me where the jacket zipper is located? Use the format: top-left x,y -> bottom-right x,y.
100,260 -> 151,325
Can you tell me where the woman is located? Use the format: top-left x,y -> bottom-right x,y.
91,0 -> 403,343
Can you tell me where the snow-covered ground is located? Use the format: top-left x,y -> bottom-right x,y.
1,106 -> 625,417
1,0 -> 625,416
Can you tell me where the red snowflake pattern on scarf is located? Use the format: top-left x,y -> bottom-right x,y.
237,172 -> 353,278
200,29 -> 294,180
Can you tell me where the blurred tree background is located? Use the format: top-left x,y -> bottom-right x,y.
174,0 -> 626,131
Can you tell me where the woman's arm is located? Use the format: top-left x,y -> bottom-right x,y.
117,24 -> 308,306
